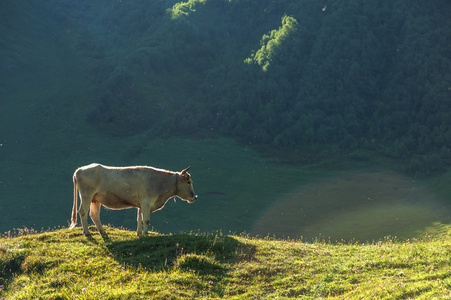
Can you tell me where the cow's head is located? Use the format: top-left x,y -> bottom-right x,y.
176,166 -> 197,203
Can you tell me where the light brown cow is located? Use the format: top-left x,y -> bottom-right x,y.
69,163 -> 197,237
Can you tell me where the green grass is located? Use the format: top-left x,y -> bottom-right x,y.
1,226 -> 451,299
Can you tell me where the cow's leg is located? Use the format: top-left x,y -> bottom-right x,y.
137,208 -> 143,236
140,201 -> 151,237
78,192 -> 93,237
90,200 -> 107,236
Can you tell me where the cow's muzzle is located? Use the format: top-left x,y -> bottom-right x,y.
188,194 -> 198,203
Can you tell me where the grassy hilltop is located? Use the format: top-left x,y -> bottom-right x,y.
2,226 -> 451,299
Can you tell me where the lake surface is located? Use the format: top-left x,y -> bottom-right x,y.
252,170 -> 451,241
1,126 -> 450,242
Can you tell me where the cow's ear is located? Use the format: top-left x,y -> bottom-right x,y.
181,166 -> 191,174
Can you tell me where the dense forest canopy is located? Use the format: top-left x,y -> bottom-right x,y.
28,0 -> 451,173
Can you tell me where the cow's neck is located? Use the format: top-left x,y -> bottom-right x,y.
174,173 -> 180,198
152,174 -> 179,212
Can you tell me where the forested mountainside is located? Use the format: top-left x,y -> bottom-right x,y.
18,0 -> 451,173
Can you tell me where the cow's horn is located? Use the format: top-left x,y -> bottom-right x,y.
182,166 -> 191,173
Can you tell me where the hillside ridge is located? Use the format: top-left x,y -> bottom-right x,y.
1,226 -> 451,298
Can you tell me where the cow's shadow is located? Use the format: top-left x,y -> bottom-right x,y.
105,233 -> 255,276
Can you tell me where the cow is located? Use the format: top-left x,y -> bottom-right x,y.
69,163 -> 197,237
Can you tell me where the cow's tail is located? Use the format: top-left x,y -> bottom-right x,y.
69,172 -> 78,229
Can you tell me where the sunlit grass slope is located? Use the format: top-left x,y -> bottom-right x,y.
1,226 -> 451,299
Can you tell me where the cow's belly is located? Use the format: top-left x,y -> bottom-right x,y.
93,192 -> 139,209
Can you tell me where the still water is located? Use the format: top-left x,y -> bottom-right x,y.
1,132 -> 450,242
252,170 -> 451,241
